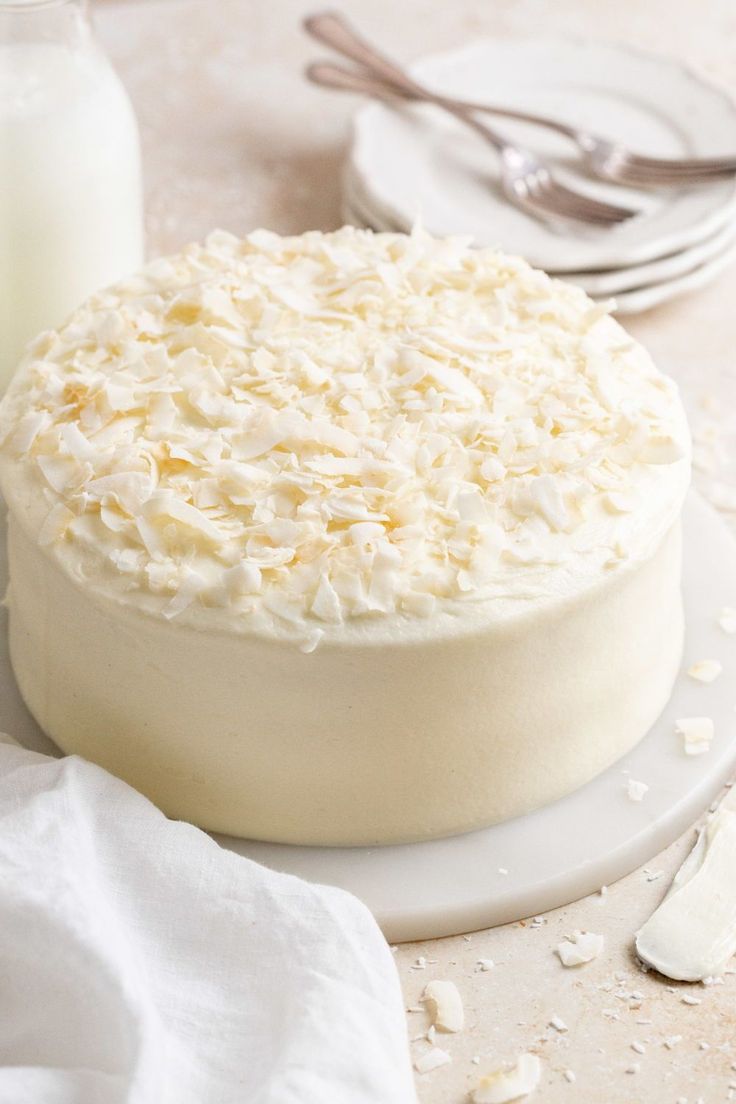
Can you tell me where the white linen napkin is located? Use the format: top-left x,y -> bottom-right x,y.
0,737 -> 416,1104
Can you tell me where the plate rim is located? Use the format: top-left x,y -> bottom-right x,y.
558,218 -> 736,294
613,236 -> 736,313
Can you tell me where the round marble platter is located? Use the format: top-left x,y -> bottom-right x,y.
1,493 -> 735,943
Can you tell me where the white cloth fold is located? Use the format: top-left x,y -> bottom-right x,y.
0,739 -> 415,1104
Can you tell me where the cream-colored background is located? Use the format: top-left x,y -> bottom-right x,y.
97,2 -> 736,1100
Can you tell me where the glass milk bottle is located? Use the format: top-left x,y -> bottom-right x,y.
0,0 -> 144,389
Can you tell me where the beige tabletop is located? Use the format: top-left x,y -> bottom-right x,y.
98,2 -> 736,1100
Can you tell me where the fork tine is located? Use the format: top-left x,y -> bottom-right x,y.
509,178 -> 592,225
524,178 -> 630,225
624,153 -> 736,174
623,166 -> 734,181
542,181 -> 635,222
550,197 -> 628,225
512,176 -> 605,224
539,193 -> 623,224
515,188 -> 615,227
612,164 -> 736,188
521,168 -> 635,222
533,190 -> 628,225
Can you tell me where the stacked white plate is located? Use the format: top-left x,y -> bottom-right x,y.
342,38 -> 736,314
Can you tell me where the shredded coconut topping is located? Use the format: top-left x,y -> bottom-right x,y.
0,226 -> 689,638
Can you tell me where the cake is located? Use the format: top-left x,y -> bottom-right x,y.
0,227 -> 690,845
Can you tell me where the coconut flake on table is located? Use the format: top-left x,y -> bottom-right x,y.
556,931 -> 605,966
470,1053 -> 542,1103
420,980 -> 464,1033
414,1046 -> 452,1074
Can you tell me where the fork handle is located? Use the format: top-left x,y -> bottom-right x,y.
303,11 -> 590,144
304,11 -> 510,153
304,11 -> 428,100
307,61 -> 418,110
307,61 -> 412,98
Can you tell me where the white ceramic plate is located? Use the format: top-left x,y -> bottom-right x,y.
350,37 -> 736,272
564,217 -> 736,295
612,236 -> 736,314
3,494 -> 736,942
343,165 -> 401,231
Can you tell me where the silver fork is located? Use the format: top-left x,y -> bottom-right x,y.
304,13 -> 636,227
417,98 -> 736,187
305,10 -> 736,188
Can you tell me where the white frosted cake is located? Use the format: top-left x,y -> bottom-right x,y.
0,227 -> 690,845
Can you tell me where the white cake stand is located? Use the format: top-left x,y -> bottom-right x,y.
2,493 -> 735,943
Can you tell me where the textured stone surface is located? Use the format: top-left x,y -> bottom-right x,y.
97,2 -> 736,1099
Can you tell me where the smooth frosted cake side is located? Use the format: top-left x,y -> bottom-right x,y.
0,227 -> 691,844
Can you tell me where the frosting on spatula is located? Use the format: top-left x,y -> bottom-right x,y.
636,785 -> 736,981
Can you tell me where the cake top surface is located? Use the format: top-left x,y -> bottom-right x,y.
0,226 -> 690,646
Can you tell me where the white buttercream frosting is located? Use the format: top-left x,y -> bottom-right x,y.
0,226 -> 689,643
636,785 -> 736,981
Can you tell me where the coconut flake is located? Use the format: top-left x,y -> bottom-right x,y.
162,571 -> 207,620
627,779 -> 649,802
414,1046 -> 452,1074
687,659 -> 723,684
603,491 -> 635,514
310,574 -> 342,623
37,454 -> 81,493
10,410 -> 51,454
144,492 -> 223,544
299,628 -> 324,654
38,503 -> 75,546
421,980 -> 464,1033
471,1053 -> 541,1103
719,607 -> 736,634
61,421 -> 95,460
556,931 -> 605,966
86,472 -> 152,515
676,717 -> 714,756
224,562 -> 262,596
639,433 -> 686,464
528,475 -> 569,531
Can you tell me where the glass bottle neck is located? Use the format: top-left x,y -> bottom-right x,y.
0,0 -> 90,49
